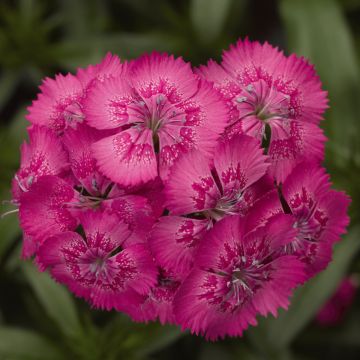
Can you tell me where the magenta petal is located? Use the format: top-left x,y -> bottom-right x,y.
84,75 -> 135,130
130,52 -> 198,101
63,123 -> 111,195
19,175 -> 78,243
13,125 -> 69,199
197,60 -> 242,125
246,189 -> 283,230
105,194 -> 156,244
268,120 -> 326,182
21,232 -> 38,259
149,216 -> 209,275
222,38 -> 285,81
214,135 -> 268,195
112,244 -> 157,296
92,127 -> 158,186
79,210 -> 131,250
76,52 -> 126,89
26,73 -> 84,132
279,54 -> 328,124
164,150 -> 220,215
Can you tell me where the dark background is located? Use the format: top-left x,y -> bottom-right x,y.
1,0 -> 360,359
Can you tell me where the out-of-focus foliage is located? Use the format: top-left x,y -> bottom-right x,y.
0,0 -> 359,359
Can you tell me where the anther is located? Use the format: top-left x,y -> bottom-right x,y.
246,84 -> 254,92
236,96 -> 247,103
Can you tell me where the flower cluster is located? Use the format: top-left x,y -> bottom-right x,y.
11,39 -> 350,340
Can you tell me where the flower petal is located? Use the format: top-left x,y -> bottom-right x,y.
92,127 -> 158,186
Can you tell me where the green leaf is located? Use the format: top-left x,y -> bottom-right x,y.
280,0 -> 360,167
191,0 -> 232,44
0,326 -> 64,360
100,315 -> 184,359
133,324 -> 183,358
22,262 -> 83,339
249,225 -> 360,351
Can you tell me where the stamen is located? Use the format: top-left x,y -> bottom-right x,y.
14,174 -> 27,192
1,208 -> 19,219
92,178 -> 99,192
236,96 -> 247,103
246,84 -> 254,92
27,175 -> 34,187
156,95 -> 164,105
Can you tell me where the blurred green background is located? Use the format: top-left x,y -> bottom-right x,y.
1,0 -> 360,359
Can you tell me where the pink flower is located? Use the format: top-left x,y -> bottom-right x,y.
248,163 -> 350,277
26,73 -> 85,132
316,277 -> 357,326
150,134 -> 269,275
12,125 -> 69,200
281,164 -> 350,276
9,44 -> 352,340
84,52 -> 229,186
26,53 -> 125,133
37,209 -> 157,311
164,134 -> 268,217
174,214 -> 305,340
197,38 -> 328,181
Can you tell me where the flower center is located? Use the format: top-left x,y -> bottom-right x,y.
235,80 -> 293,121
89,257 -> 106,277
63,102 -> 84,127
224,257 -> 269,308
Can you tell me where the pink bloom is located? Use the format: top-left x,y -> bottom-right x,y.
84,52 -> 229,186
154,134 -> 269,274
156,149 -> 271,272
26,73 -> 85,132
197,38 -> 328,181
26,53 -> 125,133
174,214 -> 305,340
316,277 -> 357,326
12,125 -> 69,200
37,209 -> 157,310
282,164 -> 350,276
248,163 -> 350,277
165,134 -> 268,217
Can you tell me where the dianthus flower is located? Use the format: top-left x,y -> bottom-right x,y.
174,214 -> 306,340
4,42 -> 350,341
248,163 -> 350,278
198,39 -> 328,181
37,210 -> 157,310
85,52 -> 229,186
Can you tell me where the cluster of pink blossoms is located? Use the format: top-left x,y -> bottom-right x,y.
11,39 -> 350,339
